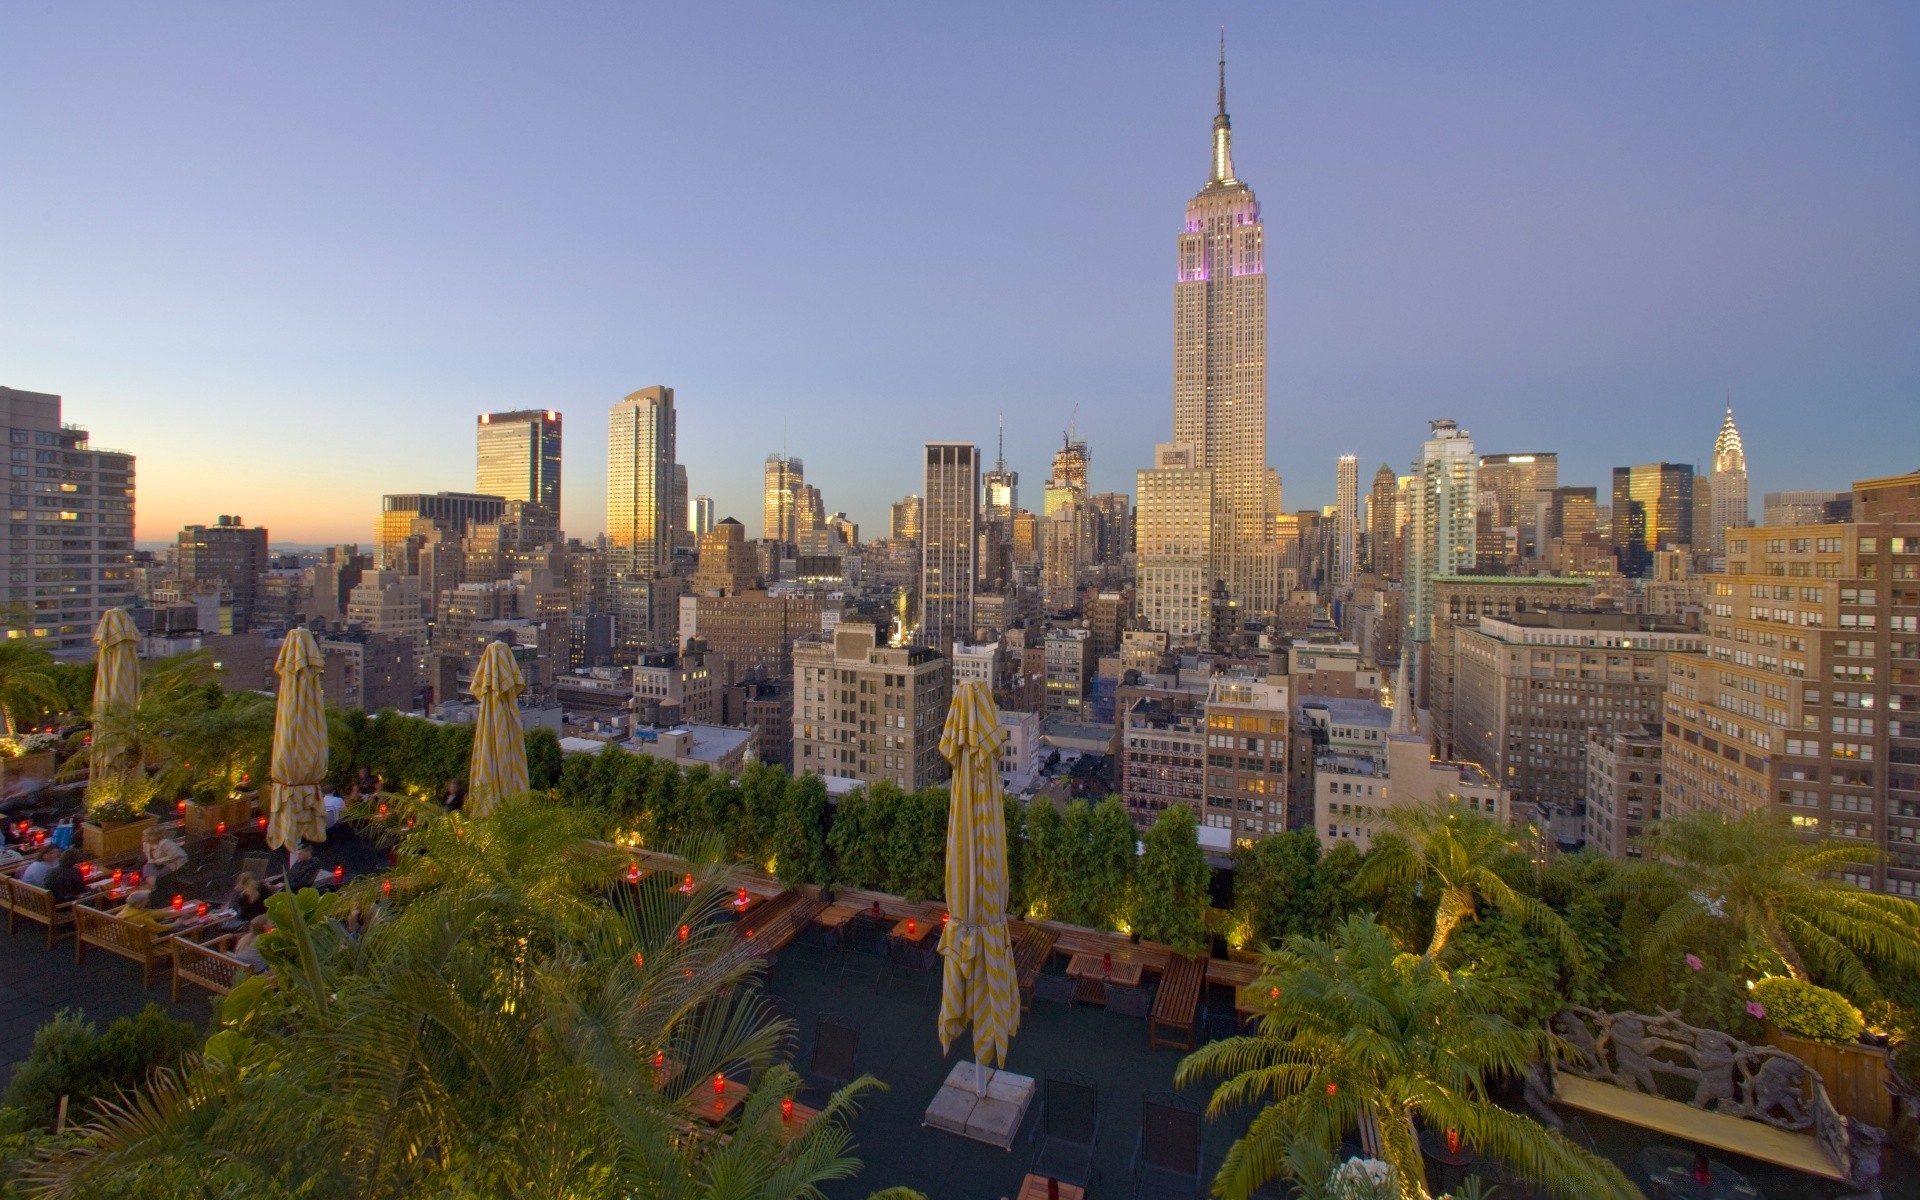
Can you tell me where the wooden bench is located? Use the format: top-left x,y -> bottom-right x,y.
5,876 -> 77,949
171,932 -> 253,1002
1149,952 -> 1207,1051
74,903 -> 174,989
1012,924 -> 1058,1012
744,897 -> 824,959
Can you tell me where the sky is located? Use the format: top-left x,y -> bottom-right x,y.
2,3 -> 1915,547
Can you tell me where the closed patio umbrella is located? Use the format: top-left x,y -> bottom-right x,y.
466,640 -> 528,818
267,628 -> 328,851
90,608 -> 140,778
935,679 -> 1019,1096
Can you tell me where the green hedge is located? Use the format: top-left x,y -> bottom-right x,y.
1,1006 -> 197,1132
1752,976 -> 1864,1044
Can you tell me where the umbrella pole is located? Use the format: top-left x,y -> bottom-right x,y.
975,1057 -> 990,1098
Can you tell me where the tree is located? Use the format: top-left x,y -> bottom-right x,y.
1176,915 -> 1638,1200
1635,809 -> 1920,1001
773,772 -> 829,886
25,794 -> 898,1199
1233,831 -> 1331,949
1002,797 -> 1031,918
1025,799 -> 1066,919
1133,805 -> 1210,955
525,726 -> 563,791
0,641 -> 61,737
737,762 -> 788,868
828,785 -> 880,889
1355,801 -> 1578,962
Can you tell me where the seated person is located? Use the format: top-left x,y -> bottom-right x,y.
18,845 -> 61,888
45,850 -> 89,905
441,779 -> 465,813
231,914 -> 272,973
284,845 -> 327,890
323,789 -> 346,828
112,887 -> 177,929
224,872 -> 269,923
140,826 -> 188,886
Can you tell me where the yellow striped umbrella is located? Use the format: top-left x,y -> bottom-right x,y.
936,679 -> 1019,1094
267,628 -> 329,851
90,608 -> 140,778
467,640 -> 528,818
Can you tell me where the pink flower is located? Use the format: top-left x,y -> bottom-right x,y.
1747,1001 -> 1767,1020
1685,954 -> 1704,971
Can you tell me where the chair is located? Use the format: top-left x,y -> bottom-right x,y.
6,876 -> 77,949
1032,972 -> 1076,1006
74,903 -> 174,989
209,835 -> 238,877
803,1015 -> 859,1101
1106,982 -> 1155,1019
239,852 -> 275,887
1029,1071 -> 1100,1188
1132,1093 -> 1204,1198
171,932 -> 253,1002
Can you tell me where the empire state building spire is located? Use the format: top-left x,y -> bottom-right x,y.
1210,33 -> 1237,186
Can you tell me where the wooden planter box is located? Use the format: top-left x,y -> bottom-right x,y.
1765,1029 -> 1893,1128
0,750 -> 56,788
82,815 -> 157,862
184,794 -> 254,836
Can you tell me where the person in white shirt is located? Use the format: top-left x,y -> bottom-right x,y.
141,827 -> 188,886
322,790 -> 346,827
18,846 -> 60,888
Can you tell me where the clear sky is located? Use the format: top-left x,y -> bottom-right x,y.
3,3 -> 1915,546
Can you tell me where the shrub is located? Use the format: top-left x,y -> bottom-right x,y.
1132,805 -> 1209,955
1752,976 -> 1865,1044
1,1006 -> 197,1132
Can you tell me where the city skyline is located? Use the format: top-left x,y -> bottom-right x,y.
5,4 -> 1916,544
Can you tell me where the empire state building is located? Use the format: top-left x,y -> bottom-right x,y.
1173,44 -> 1276,616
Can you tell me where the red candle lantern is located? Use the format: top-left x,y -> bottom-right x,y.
171,894 -> 184,911
634,952 -> 645,968
381,879 -> 393,896
216,822 -> 226,835
196,902 -> 209,917
682,873 -> 693,891
1270,986 -> 1279,999
781,1096 -> 794,1122
1446,1129 -> 1461,1155
257,816 -> 267,829
627,863 -> 640,883
736,886 -> 747,906
176,800 -> 187,813
941,912 -> 949,927
111,868 -> 123,884
713,1072 -> 726,1096
678,924 -> 689,942
78,862 -> 90,879
1326,1082 -> 1338,1095
33,830 -> 44,845
654,1050 -> 664,1069
745,927 -> 755,939
907,918 -> 916,937
378,803 -> 388,816
333,865 -> 344,882
1102,951 -> 1112,973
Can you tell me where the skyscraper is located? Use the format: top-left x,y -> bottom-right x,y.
688,495 -> 716,541
763,454 -> 804,548
1476,452 -> 1557,559
1044,429 -> 1089,516
1136,443 -> 1214,643
607,386 -> 676,578
1610,462 -> 1694,577
1173,43 -> 1273,615
890,494 -> 922,542
920,442 -> 978,648
1366,463 -> 1398,577
475,410 -> 562,524
1334,455 -> 1359,590
981,418 -> 1019,589
1408,419 -> 1478,647
1709,406 -> 1750,558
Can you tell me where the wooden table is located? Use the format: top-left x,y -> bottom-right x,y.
768,1099 -> 820,1143
687,1077 -> 749,1125
890,915 -> 938,944
816,903 -> 859,930
1065,951 -> 1143,988
1017,1174 -> 1086,1200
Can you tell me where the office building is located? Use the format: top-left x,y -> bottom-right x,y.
689,495 -> 716,542
1203,675 -> 1291,840
177,516 -> 271,632
1087,491 -> 1132,569
1611,462 -> 1695,577
1136,443 -> 1214,644
793,621 -> 951,790
1764,490 -> 1846,527
1121,689 -> 1207,830
1407,420 -> 1479,652
1708,407 -> 1750,558
1044,431 -> 1089,516
1585,724 -> 1663,859
1366,463 -> 1400,578
1427,575 -> 1598,756
890,494 -> 922,542
1044,628 -> 1095,718
345,569 -> 427,670
377,492 -> 505,572
1174,47 -> 1275,616
920,442 -> 978,649
680,590 -> 828,686
691,518 -> 759,597
1453,609 -> 1702,814
764,455 -> 805,548
1477,452 -> 1558,561
1662,471 -> 1920,895
1317,727 -> 1509,852
608,387 -> 676,577
475,410 -> 562,523
1331,455 -> 1359,590
0,386 -> 137,650
1546,487 -> 1598,542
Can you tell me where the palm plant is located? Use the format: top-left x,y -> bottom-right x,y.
25,793 -> 902,1200
1633,809 -> 1920,999
170,689 -> 275,796
1355,801 -> 1578,962
1177,915 -> 1638,1200
76,651 -> 221,782
0,639 -> 63,736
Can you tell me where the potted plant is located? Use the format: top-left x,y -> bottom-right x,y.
183,769 -> 255,836
81,771 -> 164,860
0,731 -> 58,792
